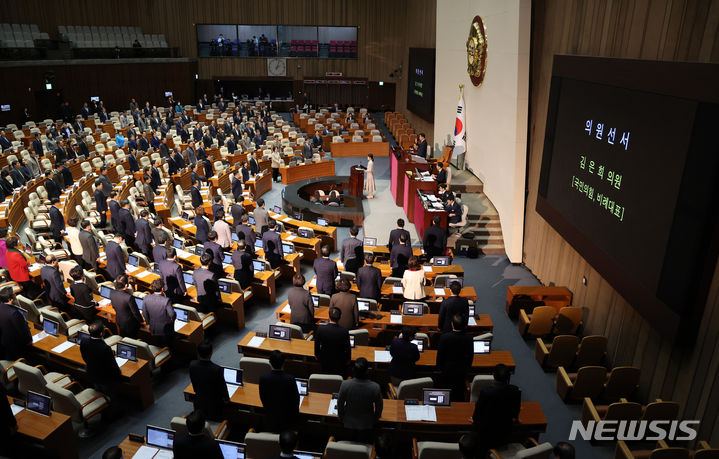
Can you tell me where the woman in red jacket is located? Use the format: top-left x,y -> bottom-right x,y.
6,236 -> 41,299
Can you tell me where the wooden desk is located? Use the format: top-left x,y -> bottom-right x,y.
238,332 -> 513,379
280,161 -> 336,185
330,141 -> 390,157
270,211 -> 338,252
337,259 -> 463,281
11,396 -> 78,459
405,174 -> 439,223
392,152 -> 431,207
506,285 -> 573,315
246,170 -> 272,199
364,246 -> 424,261
29,325 -> 155,410
414,192 -> 448,239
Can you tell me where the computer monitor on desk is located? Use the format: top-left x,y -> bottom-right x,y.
423,388 -> 451,406
218,440 -> 246,459
146,426 -> 175,450
363,237 -> 377,247
252,260 -> 265,273
317,217 -> 328,227
26,391 -> 52,416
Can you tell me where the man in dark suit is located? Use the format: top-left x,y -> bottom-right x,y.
10,162 -> 26,188
312,132 -> 323,148
94,180 -> 108,228
472,364 -> 522,455
172,410 -> 223,459
330,278 -> 359,329
434,162 -> 447,185
79,220 -> 100,270
230,202 -> 244,226
416,133 -> 427,159
263,220 -> 284,269
337,358 -> 383,443
108,191 -> 120,232
128,150 -> 140,172
301,140 -> 313,162
97,166 -> 113,195
313,245 -> 338,296
235,214 -> 256,255
226,134 -> 237,154
47,198 -> 66,243
189,342 -> 229,422
436,314 -> 474,402
41,254 -> 68,311
143,278 -> 176,345
231,241 -> 253,289
388,326 -> 421,385
80,321 -> 122,402
77,136 -> 90,158
269,431 -> 301,459
118,199 -> 136,247
390,233 -> 412,277
0,131 -> 11,152
194,207 -> 210,244
173,147 -> 186,170
253,198 -> 269,235
167,153 -> 178,176
150,160 -> 162,191
138,135 -> 150,153
159,247 -> 187,302
203,231 -> 225,278
388,218 -> 411,250
0,287 -> 31,361
231,171 -> 243,202
105,234 -> 126,281
240,161 -> 250,183
445,193 -> 462,225
135,210 -> 153,257
357,253 -> 382,301
314,307 -> 351,376
340,226 -> 363,268
44,171 -> 60,200
287,273 -> 314,333
438,281 -> 469,332
423,215 -> 447,258
190,178 -> 203,209
193,253 -> 220,313
259,350 -> 300,433
32,133 -> 43,155
159,137 -> 171,159
110,276 -> 143,338
248,152 -> 260,175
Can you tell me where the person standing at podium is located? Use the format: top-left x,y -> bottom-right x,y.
364,154 -> 375,199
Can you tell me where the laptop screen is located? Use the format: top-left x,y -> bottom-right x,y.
254,239 -> 263,250
181,212 -> 189,220
116,342 -> 137,361
100,285 -> 112,299
252,260 -> 265,272
282,243 -> 294,255
402,302 -> 424,316
128,255 -> 139,266
223,253 -> 233,264
317,218 -> 328,227
195,246 -> 205,256
469,305 -> 475,316
273,205 -> 282,214
182,272 -> 194,285
223,367 -> 243,386
173,238 -> 184,249
248,216 -> 255,225
231,232 -> 239,242
43,319 -> 59,337
146,426 -> 175,449
298,228 -> 312,238
134,297 -> 144,313
311,294 -> 319,307
473,340 -> 491,354
26,391 -> 52,416
269,324 -> 291,340
295,378 -> 308,395
218,440 -> 246,459
363,237 -> 377,247
293,211 -> 303,221
423,389 -> 451,407
358,300 -> 369,312
174,308 -> 188,322
433,256 -> 450,267
294,452 -> 322,459
77,330 -> 90,343
411,339 -> 424,352
218,280 -> 231,294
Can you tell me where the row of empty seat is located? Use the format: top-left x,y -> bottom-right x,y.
0,23 -> 49,48
59,25 -> 168,49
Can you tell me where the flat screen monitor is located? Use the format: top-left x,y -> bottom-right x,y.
195,246 -> 205,256
116,342 -> 137,361
134,297 -> 144,313
310,294 -> 320,307
357,299 -> 370,312
433,256 -> 450,267
294,452 -> 322,459
153,264 -> 160,274
293,211 -> 303,221
468,305 -> 475,316
218,440 -> 246,459
298,228 -> 312,238
77,330 -> 90,343
269,324 -> 291,340
295,378 -> 308,396
223,253 -> 233,264
349,335 -> 355,348
43,319 -> 59,337
248,216 -> 255,225
223,367 -> 243,386
252,260 -> 265,272
182,212 -> 189,220
218,280 -> 232,294
100,285 -> 112,299
231,232 -> 239,242
317,217 -> 328,227
90,96 -> 100,102
273,205 -> 282,214
282,243 -> 294,255
146,425 -> 175,449
473,340 -> 491,354
411,338 -> 425,352
174,307 -> 188,322
164,91 -> 173,98
422,388 -> 451,407
26,391 -> 51,416
183,272 -> 194,285
0,104 -> 10,112
173,238 -> 184,249
128,255 -> 139,267
402,302 -> 424,316
363,237 -> 377,247
254,239 -> 263,250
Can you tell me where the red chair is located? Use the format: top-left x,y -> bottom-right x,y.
330,40 -> 336,46
290,45 -> 297,56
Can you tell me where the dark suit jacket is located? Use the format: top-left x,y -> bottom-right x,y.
423,225 -> 447,256
118,208 -> 136,238
193,267 -> 219,299
313,257 -> 338,295
436,331 -> 474,398
416,140 -> 427,159
259,369 -> 300,433
142,293 -> 176,336
203,241 -> 223,267
194,216 -> 210,244
446,201 -> 462,224
45,178 -> 60,200
128,153 -> 139,172
340,237 -> 362,265
152,244 -> 167,263
0,303 -> 31,360
191,186 -> 202,209
388,228 -> 410,250
79,230 -> 99,269
138,137 -> 150,152
111,288 -> 143,337
150,168 -> 161,190
94,188 -> 108,213
472,382 -> 522,444
235,224 -> 255,252
262,230 -> 283,265
389,338 -> 421,381
189,359 -> 229,422
288,286 -> 314,326
172,433 -> 222,459
105,241 -> 125,280
329,292 -> 359,329
357,265 -> 382,301
231,249 -> 253,289
135,218 -> 153,251
10,169 -> 25,188
41,265 -> 66,304
249,158 -> 259,175
159,259 -> 186,297
231,177 -> 243,201
436,169 -> 447,184
230,204 -> 244,225
80,337 -> 122,385
438,295 -> 470,332
32,138 -> 43,155
314,323 -> 351,376
241,166 -> 250,182
69,283 -> 95,320
390,244 -> 412,269
109,199 -> 120,229
49,206 -> 65,240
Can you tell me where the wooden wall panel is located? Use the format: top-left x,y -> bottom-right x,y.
526,0 -> 719,444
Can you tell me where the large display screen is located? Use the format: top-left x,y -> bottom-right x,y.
537,56 -> 719,338
406,48 -> 435,122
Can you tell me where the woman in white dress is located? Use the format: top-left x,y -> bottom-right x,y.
364,153 -> 375,199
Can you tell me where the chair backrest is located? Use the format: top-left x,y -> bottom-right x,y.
515,442 -> 554,459
170,416 -> 214,438
13,361 -> 48,395
40,309 -> 70,335
275,321 -> 304,339
308,374 -> 343,394
694,447 -> 719,459
570,366 -> 607,401
554,306 -> 583,335
433,274 -> 458,289
45,382 -> 83,423
604,366 -> 640,400
396,377 -> 434,400
546,335 -> 580,368
325,441 -> 373,459
349,328 -> 369,346
120,337 -> 155,368
576,335 -> 607,367
416,441 -> 461,459
603,401 -> 643,421
16,294 -> 43,326
239,357 -> 272,385
469,375 -> 494,403
527,306 -> 556,336
641,400 -> 680,422
649,449 -> 690,459
245,431 -> 280,459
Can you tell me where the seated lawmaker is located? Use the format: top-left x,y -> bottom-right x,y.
172,410 -> 222,459
288,273 -> 314,333
472,364 -> 521,455
314,307 -> 351,377
259,350 -> 300,433
445,192 -> 462,225
189,342 -> 229,422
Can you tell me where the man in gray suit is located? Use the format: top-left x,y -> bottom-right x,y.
253,198 -> 270,235
235,214 -> 256,254
329,278 -> 359,330
262,220 -> 284,269
135,210 -> 153,257
193,253 -> 220,313
158,247 -> 187,302
287,273 -> 314,333
142,278 -> 176,345
337,357 -> 383,443
340,226 -> 363,268
184,142 -> 198,166
313,245 -> 338,296
40,254 -> 68,311
357,253 -> 382,301
79,220 -> 100,270
301,140 -> 313,162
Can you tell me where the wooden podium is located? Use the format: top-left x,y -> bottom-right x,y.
349,165 -> 364,197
